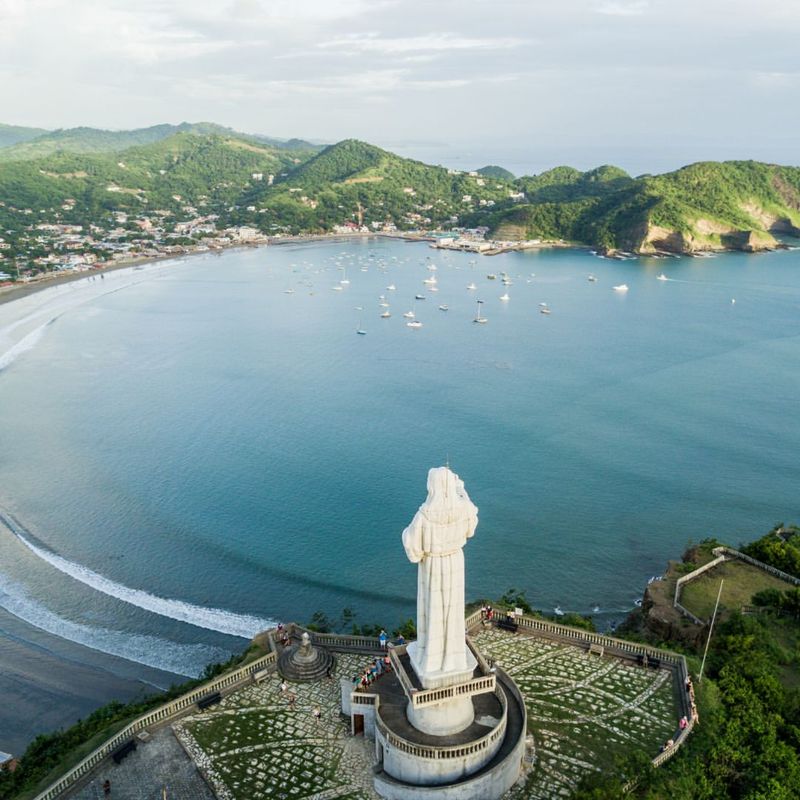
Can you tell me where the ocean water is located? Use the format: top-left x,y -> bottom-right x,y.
1,239 -> 799,680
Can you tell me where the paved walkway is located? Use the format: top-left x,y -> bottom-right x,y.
64,727 -> 214,800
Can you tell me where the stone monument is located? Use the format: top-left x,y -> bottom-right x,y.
343,465 -> 526,799
402,466 -> 479,734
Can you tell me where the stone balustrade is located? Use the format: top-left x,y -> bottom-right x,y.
32,649 -> 278,800
374,686 -> 508,761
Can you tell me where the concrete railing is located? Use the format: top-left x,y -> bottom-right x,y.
672,546 -> 800,626
712,546 -> 800,586
374,685 -> 508,761
32,648 -> 278,800
414,675 -> 496,708
673,555 -> 727,624
480,612 -> 683,666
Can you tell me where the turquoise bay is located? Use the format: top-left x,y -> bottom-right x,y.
1,238 -> 799,679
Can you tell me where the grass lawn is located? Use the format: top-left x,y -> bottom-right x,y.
471,629 -> 680,800
680,560 -> 795,622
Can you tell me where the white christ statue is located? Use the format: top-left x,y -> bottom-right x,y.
402,466 -> 478,686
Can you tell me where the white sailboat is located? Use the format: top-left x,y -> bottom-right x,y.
473,299 -> 488,324
613,284 -> 629,292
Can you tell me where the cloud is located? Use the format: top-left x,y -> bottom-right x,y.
596,1 -> 649,15
317,32 -> 528,55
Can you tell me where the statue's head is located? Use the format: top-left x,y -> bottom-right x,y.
423,466 -> 477,529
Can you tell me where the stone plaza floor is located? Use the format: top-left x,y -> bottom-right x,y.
64,726 -> 215,800
70,631 -> 680,800
471,628 -> 680,799
175,652 -> 380,800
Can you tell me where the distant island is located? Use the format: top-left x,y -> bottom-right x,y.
0,121 -> 799,284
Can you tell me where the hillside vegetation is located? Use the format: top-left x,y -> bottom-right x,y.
486,161 -> 800,253
1,122 -> 799,258
0,122 -> 318,162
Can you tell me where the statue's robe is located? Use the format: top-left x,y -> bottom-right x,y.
402,467 -> 477,677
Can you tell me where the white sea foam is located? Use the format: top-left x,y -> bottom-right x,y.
0,511 -> 274,639
0,572 -> 231,677
0,321 -> 50,371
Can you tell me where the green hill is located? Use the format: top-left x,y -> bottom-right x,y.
233,139 -> 516,233
477,165 -> 515,181
1,124 -> 798,257
0,133 -> 317,231
0,122 -> 319,162
487,160 -> 800,253
0,123 -> 50,149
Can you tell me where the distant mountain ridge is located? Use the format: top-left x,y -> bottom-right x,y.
0,122 -> 319,162
0,122 -> 798,256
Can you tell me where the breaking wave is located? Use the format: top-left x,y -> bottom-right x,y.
0,572 -> 231,678
0,319 -> 53,372
0,509 -> 275,639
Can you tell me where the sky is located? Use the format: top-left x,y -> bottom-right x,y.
0,0 -> 798,175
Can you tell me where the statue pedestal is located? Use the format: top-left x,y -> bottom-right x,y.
407,642 -> 477,689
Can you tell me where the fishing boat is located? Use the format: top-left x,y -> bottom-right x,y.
415,294 -> 426,300
381,310 -> 391,319
406,320 -> 423,329
613,284 -> 629,292
588,274 -> 597,282
540,307 -> 551,315
438,304 -> 449,311
486,274 -> 496,280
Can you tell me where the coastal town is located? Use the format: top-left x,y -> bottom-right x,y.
0,207 -> 546,295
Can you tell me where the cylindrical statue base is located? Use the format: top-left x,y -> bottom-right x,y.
406,695 -> 474,736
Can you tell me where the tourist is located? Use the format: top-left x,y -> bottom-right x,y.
383,655 -> 391,671
352,674 -> 360,689
326,664 -> 333,680
103,779 -> 111,796
379,629 -> 388,649
280,680 -> 288,694
679,716 -> 688,730
313,706 -> 321,722
288,692 -> 296,710
396,634 -> 405,646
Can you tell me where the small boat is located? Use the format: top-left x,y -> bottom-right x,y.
467,283 -> 477,291
332,285 -> 343,292
588,274 -> 597,282
540,307 -> 551,315
381,310 -> 391,319
592,606 -> 601,614
406,320 -> 423,329
656,273 -> 668,281
283,288 -> 295,294
502,277 -> 512,286
415,294 -> 426,300
539,302 -> 548,307
356,329 -> 367,335
403,310 -> 415,319
429,286 -> 439,292
613,284 -> 629,292
387,284 -> 396,291
500,293 -> 510,302
427,264 -> 437,271
379,301 -> 389,308
438,304 -> 449,311
553,606 -> 564,616
486,274 -> 496,280
423,276 -> 437,285
473,299 -> 488,324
